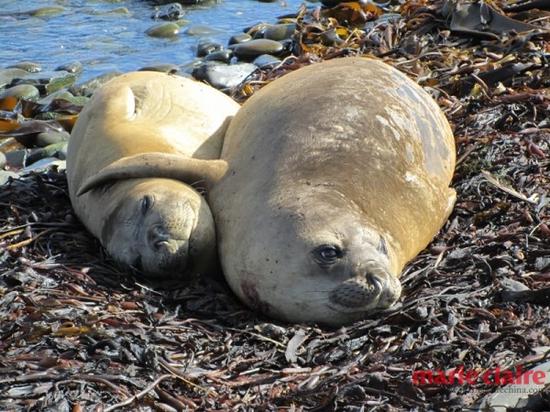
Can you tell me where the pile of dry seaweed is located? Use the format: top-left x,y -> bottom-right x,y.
1,0 -> 549,410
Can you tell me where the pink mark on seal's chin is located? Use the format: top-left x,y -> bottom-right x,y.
240,280 -> 271,315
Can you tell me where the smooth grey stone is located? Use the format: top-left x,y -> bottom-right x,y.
55,61 -> 83,74
0,84 -> 40,101
28,6 -> 65,17
197,41 -> 223,57
230,39 -> 284,59
205,50 -> 233,63
36,131 -> 70,147
139,63 -> 180,74
10,71 -> 77,94
535,256 -> 550,271
0,170 -> 19,186
228,33 -> 252,45
146,22 -> 180,38
320,29 -> 344,46
193,62 -> 257,89
5,150 -> 27,169
263,24 -> 296,41
0,68 -> 29,89
70,72 -> 121,97
27,142 -> 68,164
253,54 -> 281,69
0,151 -> 5,169
185,25 -> 220,36
7,61 -> 42,73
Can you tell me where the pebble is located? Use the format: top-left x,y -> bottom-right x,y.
7,61 -> 42,73
185,25 -> 220,36
253,54 -> 281,69
4,150 -> 27,169
230,39 -> 284,59
36,131 -> 70,147
0,68 -> 30,89
205,50 -> 233,63
197,41 -> 223,57
263,24 -> 296,41
139,64 -> 180,74
192,62 -> 257,89
55,61 -> 83,74
10,71 -> 77,95
0,151 -> 5,169
146,22 -> 180,38
228,33 -> 252,45
70,72 -> 121,96
0,84 -> 40,102
27,142 -> 68,164
28,6 -> 65,17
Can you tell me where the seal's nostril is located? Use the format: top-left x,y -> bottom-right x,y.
148,225 -> 170,249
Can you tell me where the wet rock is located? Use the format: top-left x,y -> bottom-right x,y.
28,6 -> 65,18
197,41 -> 223,57
146,22 -> 180,38
27,142 -> 68,164
320,0 -> 343,7
139,64 -> 180,74
152,2 -> 185,21
36,131 -> 70,148
38,89 -> 88,106
0,84 -> 40,101
205,50 -> 233,63
10,71 -> 77,95
0,151 -> 5,169
185,25 -> 220,36
192,62 -> 257,89
0,68 -> 29,89
70,72 -> 121,97
253,54 -> 281,69
230,39 -> 284,59
7,61 -> 42,73
0,170 -> 19,186
0,84 -> 40,103
0,138 -> 24,155
228,33 -> 252,45
263,23 -> 296,41
55,61 -> 83,74
4,150 -> 27,169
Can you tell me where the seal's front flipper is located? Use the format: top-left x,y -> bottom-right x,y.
77,152 -> 228,196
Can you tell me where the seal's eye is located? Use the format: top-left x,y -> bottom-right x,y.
141,195 -> 154,215
313,244 -> 344,266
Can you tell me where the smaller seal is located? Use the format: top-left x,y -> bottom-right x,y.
66,71 -> 240,279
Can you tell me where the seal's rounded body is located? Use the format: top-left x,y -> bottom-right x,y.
67,72 -> 239,278
210,57 -> 456,324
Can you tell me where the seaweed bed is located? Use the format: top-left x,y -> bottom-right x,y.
1,0 -> 550,410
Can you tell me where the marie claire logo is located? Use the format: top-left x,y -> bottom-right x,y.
412,366 -> 546,386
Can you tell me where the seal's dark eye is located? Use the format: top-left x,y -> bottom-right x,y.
141,195 -> 154,215
313,244 -> 344,266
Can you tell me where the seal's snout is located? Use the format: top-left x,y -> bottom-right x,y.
148,224 -> 172,251
329,264 -> 401,310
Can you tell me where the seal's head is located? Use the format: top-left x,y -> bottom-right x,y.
101,178 -> 215,279
224,189 -> 402,326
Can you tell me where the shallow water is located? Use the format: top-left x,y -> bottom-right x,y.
0,0 -> 308,81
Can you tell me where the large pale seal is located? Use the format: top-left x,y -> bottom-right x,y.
67,71 -> 239,279
216,57 -> 456,324
78,58 -> 456,325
